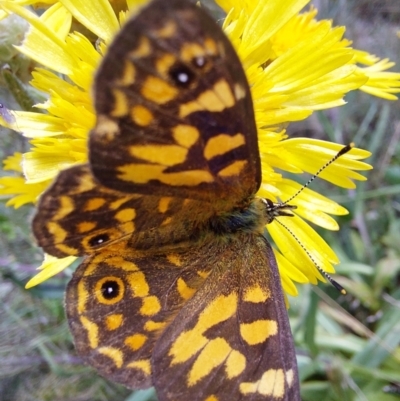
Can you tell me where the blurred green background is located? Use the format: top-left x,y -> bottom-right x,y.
1,0 -> 400,400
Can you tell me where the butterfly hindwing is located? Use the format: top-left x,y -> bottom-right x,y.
66,240 -> 213,389
66,235 -> 299,400
90,0 -> 260,203
152,235 -> 299,401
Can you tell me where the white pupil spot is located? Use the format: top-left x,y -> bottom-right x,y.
194,56 -> 205,67
177,72 -> 189,83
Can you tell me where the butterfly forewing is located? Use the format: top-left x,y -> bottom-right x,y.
33,164 -> 219,258
90,0 -> 260,204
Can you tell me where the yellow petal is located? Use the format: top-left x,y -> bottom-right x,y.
269,139 -> 372,188
269,213 -> 339,282
0,2 -> 77,74
3,153 -> 23,172
0,176 -> 50,207
0,8 -> 7,20
23,151 -> 79,183
8,111 -> 66,138
239,0 -> 310,65
275,249 -> 308,284
31,68 -> 92,106
25,254 -> 77,288
60,0 -> 119,43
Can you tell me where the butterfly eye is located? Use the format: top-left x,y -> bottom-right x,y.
96,276 -> 125,304
169,63 -> 196,87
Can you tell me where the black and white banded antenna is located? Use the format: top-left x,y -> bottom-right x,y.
282,142 -> 354,207
270,143 -> 355,295
274,218 -> 347,294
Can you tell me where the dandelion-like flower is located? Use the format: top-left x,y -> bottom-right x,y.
0,0 -> 399,293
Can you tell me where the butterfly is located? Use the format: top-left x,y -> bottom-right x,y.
32,0 -> 301,400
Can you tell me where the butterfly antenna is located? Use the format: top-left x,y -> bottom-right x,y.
272,143 -> 354,294
282,143 -> 354,206
274,219 -> 346,295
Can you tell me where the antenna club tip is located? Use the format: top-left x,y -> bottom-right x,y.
331,278 -> 346,294
337,143 -> 354,157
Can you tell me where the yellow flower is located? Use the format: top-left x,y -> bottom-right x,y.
0,0 -> 398,293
